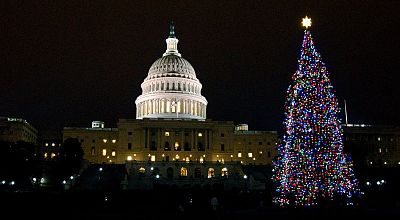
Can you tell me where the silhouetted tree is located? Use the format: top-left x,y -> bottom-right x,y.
57,138 -> 84,178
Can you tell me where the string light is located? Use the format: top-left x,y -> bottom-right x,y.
272,19 -> 361,207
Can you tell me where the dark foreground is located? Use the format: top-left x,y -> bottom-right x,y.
1,188 -> 399,220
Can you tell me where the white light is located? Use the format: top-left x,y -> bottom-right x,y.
151,167 -> 154,171
32,178 -> 37,182
302,16 -> 312,28
62,180 -> 66,184
1,180 -> 5,184
99,167 -> 103,171
381,180 -> 385,184
127,156 -> 132,161
376,181 -> 381,185
70,176 -> 74,180
156,175 -> 160,179
198,133 -> 203,137
384,161 -> 387,165
40,178 -> 45,183
244,175 -> 247,179
10,181 -> 15,185
51,143 -> 55,147
104,196 -> 108,202
103,139 -> 107,143
112,139 -> 116,143
366,181 -> 371,186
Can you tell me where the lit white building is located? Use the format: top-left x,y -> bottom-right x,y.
135,23 -> 207,120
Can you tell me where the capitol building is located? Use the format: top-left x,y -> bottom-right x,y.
62,24 -> 277,189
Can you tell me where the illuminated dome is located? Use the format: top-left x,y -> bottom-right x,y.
135,23 -> 207,120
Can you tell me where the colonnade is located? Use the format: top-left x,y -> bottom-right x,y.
137,99 -> 206,118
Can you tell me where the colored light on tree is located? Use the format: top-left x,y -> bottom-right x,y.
272,17 -> 361,207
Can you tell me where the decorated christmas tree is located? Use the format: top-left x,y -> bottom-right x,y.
272,17 -> 361,207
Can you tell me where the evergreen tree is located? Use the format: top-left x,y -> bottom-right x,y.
272,17 -> 361,207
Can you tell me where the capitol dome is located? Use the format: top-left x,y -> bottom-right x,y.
135,23 -> 208,120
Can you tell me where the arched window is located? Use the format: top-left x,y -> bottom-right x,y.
180,167 -> 188,177
221,167 -> 228,177
139,167 -> 146,175
208,168 -> 215,178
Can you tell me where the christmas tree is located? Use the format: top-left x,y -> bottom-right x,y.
272,17 -> 361,207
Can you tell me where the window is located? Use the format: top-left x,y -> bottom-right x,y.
165,132 -> 170,136
151,155 -> 156,162
221,133 -> 225,137
128,143 -> 132,150
379,148 -> 382,153
238,152 -> 242,158
221,168 -> 228,177
128,132 -> 132,135
267,142 -> 271,145
139,167 -> 145,174
208,168 -> 215,178
102,149 -> 107,156
80,139 -> 84,143
91,147 -> 95,156
150,141 -> 157,151
45,143 -> 49,147
92,139 -> 95,143
127,156 -> 132,161
112,139 -> 116,143
378,137 -> 381,141
103,139 -> 107,143
267,151 -> 271,158
259,142 -> 262,145
184,142 -> 191,151
111,150 -> 116,157
248,152 -> 253,158
164,142 -> 171,151
180,167 -> 188,177
174,141 -> 181,151
175,131 -> 180,136
221,144 -> 225,151
185,132 -> 189,137
198,132 -> 203,137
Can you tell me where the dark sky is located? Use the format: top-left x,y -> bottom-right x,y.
1,0 -> 399,132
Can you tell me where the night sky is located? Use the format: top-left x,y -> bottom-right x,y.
1,1 -> 399,132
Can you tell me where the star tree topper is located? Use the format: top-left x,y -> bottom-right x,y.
302,16 -> 312,29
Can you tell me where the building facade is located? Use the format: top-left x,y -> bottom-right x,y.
343,124 -> 400,168
62,24 -> 278,188
63,120 -> 277,166
0,117 -> 38,144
